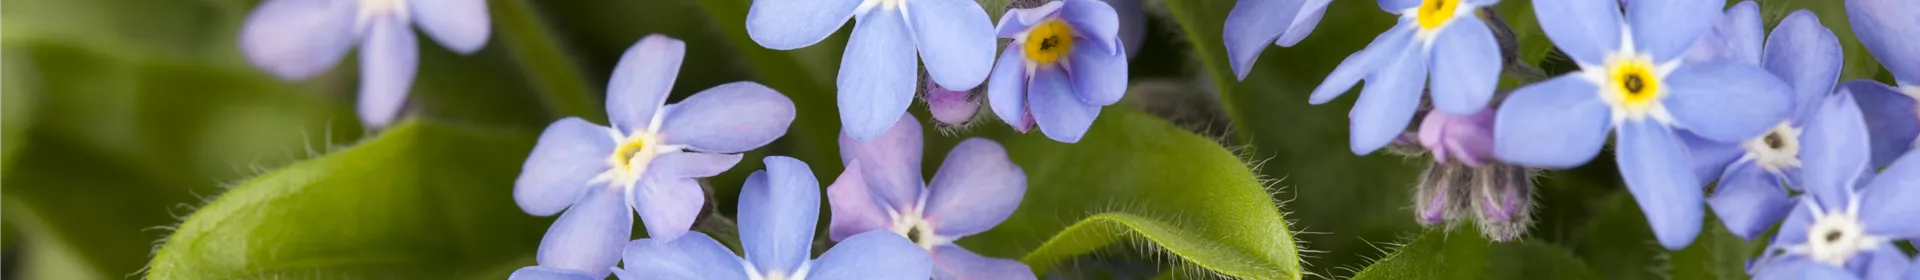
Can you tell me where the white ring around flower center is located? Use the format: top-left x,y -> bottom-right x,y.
1742,121 -> 1803,173
1581,31 -> 1681,125
886,194 -> 952,250
853,0 -> 906,17
592,129 -> 674,190
1403,0 -> 1476,48
1796,197 -> 1883,267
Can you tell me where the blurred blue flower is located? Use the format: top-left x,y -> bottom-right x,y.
606,157 -> 934,280
827,115 -> 1035,280
1223,0 -> 1332,80
1491,0 -> 1794,249
988,0 -> 1128,143
239,0 -> 491,127
744,0 -> 995,141
507,35 -> 797,279
1842,0 -> 1920,168
1748,94 -> 1920,280
1678,3 -> 1842,241
1306,0 -> 1505,155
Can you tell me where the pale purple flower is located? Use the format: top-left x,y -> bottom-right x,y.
827,114 -> 1035,280
1747,94 -> 1920,280
239,0 -> 490,127
507,35 -> 797,279
1843,0 -> 1920,168
1307,0 -> 1506,155
1223,0 -> 1333,80
1420,108 -> 1496,167
745,0 -> 996,140
988,0 -> 1128,143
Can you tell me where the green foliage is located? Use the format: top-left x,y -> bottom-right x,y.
1351,229 -> 1603,280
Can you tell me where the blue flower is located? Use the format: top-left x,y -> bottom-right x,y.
238,0 -> 490,127
1306,0 -> 1505,155
508,35 -> 797,279
1842,0 -> 1920,168
1223,0 -> 1332,80
827,115 -> 1036,280
594,157 -> 934,280
744,0 -> 996,141
1676,3 -> 1843,241
988,0 -> 1128,143
1491,0 -> 1794,249
1747,94 -> 1920,280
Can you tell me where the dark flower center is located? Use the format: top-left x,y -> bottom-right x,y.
1623,74 -> 1646,96
1764,132 -> 1785,150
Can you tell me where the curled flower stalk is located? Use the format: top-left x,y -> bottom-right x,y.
239,0 -> 491,127
988,0 -> 1129,143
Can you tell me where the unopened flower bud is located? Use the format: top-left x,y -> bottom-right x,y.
925,83 -> 981,127
1469,163 -> 1533,242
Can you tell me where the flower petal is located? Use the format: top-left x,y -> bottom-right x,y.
1680,132 -> 1744,186
826,161 -> 894,240
1755,259 -> 1860,280
1310,24 -> 1414,104
908,0 -> 995,90
356,16 -> 419,128
1378,0 -> 1420,12
1626,0 -> 1719,62
1349,43 -> 1427,155
1842,81 -> 1920,168
1684,1 -> 1761,65
536,186 -> 632,279
509,266 -> 600,280
1764,10 -> 1844,118
926,83 -> 980,126
745,0 -> 862,50
1706,163 -> 1793,240
618,233 -> 753,280
1616,121 -> 1704,249
1275,0 -> 1331,47
838,113 -> 926,211
924,138 -> 1025,237
1861,151 -> 1920,238
1798,93 -> 1872,209
988,47 -> 1029,126
1062,0 -> 1122,55
516,118 -> 616,216
805,231 -> 934,280
238,0 -> 358,80
1419,109 -> 1496,166
409,0 -> 490,54
1533,0 -> 1622,65
1846,0 -> 1920,84
1223,0 -> 1302,80
737,157 -> 820,275
1663,60 -> 1793,142
607,35 -> 685,132
1863,247 -> 1913,280
994,2 -> 1065,38
1428,18 -> 1501,115
931,245 -> 1036,280
838,10 -> 919,141
649,152 -> 743,179
1067,44 -> 1127,106
1029,67 -> 1102,143
1493,75 -> 1612,168
631,176 -> 704,242
659,82 -> 796,153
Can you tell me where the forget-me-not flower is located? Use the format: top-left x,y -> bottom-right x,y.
1678,3 -> 1844,241
239,0 -> 490,127
1491,0 -> 1794,249
508,35 -> 797,279
595,156 -> 934,280
987,0 -> 1128,143
1223,0 -> 1333,80
1308,0 -> 1505,155
1746,93 -> 1920,280
1843,0 -> 1920,168
827,114 -> 1035,279
744,0 -> 996,141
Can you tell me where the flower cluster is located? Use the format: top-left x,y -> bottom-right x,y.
239,0 -> 492,127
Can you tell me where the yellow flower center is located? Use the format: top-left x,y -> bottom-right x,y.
611,138 -> 647,171
1023,19 -> 1075,64
1416,0 -> 1461,30
1605,58 -> 1662,116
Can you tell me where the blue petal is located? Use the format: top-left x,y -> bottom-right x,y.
1275,0 -> 1331,47
1863,247 -> 1913,280
908,0 -> 996,90
1616,121 -> 1705,249
930,245 -> 1036,280
509,266 -> 600,280
607,35 -> 684,133
536,186 -> 632,279
1532,0 -> 1622,65
825,161 -> 893,240
837,114 -> 926,211
1626,0 -> 1719,62
1861,151 -> 1920,239
738,157 -> 821,275
408,0 -> 490,54
987,47 -> 1028,126
1663,60 -> 1793,142
838,10 -> 919,141
515,118 -> 615,216
1764,10 -> 1844,119
1428,18 -> 1501,115
1770,202 -> 1815,249
658,82 -> 796,153
631,176 -> 705,242
805,231 -> 934,280
1223,0 -> 1302,80
1683,1 -> 1761,65
1681,131 -> 1744,186
618,233 -> 752,280
1310,24 -> 1414,104
648,152 -> 743,179
993,2 -> 1065,39
1707,163 -> 1793,240
1492,75 -> 1612,168
1348,42 -> 1426,155
237,0 -> 357,80
1378,0 -> 1420,12
1062,0 -> 1123,55
745,0 -> 861,50
1755,259 -> 1861,280
1067,44 -> 1128,106
1797,93 -> 1872,210
924,139 -> 1025,237
356,16 -> 419,128
1842,81 -> 1919,168
1028,67 -> 1101,143
1846,0 -> 1920,84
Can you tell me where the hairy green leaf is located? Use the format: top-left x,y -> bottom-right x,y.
1353,229 -> 1603,280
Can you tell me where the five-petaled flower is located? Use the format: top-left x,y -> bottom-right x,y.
1491,0 -> 1794,249
239,0 -> 490,127
508,35 -> 796,279
1223,0 -> 1334,80
828,114 -> 1035,279
744,0 -> 996,141
988,0 -> 1129,143
1842,0 -> 1920,169
1745,94 -> 1920,280
1309,0 -> 1505,155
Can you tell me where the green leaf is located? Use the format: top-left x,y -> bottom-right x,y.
1574,192 -> 1761,280
1352,229 -> 1604,280
952,108 -> 1302,280
146,121 -> 546,279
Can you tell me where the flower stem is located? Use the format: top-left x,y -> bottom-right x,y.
494,0 -> 604,122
